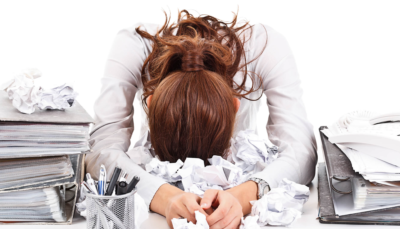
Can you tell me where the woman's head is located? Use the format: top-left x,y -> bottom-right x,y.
136,10 -> 263,163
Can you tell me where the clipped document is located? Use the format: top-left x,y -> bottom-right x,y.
0,156 -> 74,191
0,187 -> 65,222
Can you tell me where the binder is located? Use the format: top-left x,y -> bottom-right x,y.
0,154 -> 85,225
318,126 -> 400,225
0,91 -> 93,224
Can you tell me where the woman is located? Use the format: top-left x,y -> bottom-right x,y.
86,10 -> 317,229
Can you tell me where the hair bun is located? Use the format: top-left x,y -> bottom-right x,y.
181,50 -> 204,72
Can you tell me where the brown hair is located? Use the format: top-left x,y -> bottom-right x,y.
136,10 -> 265,163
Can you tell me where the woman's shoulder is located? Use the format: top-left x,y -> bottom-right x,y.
247,23 -> 290,48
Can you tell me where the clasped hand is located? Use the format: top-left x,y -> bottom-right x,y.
165,189 -> 243,229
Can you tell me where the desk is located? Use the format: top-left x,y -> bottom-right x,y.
3,176 -> 393,229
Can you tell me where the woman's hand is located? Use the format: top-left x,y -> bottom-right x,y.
165,191 -> 208,228
200,189 -> 243,229
150,184 -> 207,229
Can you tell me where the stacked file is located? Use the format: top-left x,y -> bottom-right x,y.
352,175 -> 400,209
320,111 -> 400,211
0,156 -> 74,191
0,91 -> 93,224
0,122 -> 90,158
0,187 -> 65,222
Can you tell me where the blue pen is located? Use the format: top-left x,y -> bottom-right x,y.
98,165 -> 107,195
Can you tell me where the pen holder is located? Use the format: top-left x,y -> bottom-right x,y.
85,189 -> 136,229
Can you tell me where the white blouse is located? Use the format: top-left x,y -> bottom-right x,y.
85,22 -> 318,209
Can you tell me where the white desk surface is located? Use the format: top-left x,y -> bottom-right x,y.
3,176 -> 395,229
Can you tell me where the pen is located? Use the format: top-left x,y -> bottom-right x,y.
98,165 -> 107,195
116,172 -> 128,195
126,176 -> 140,193
86,173 -> 99,195
81,181 -> 94,194
119,171 -> 128,182
105,166 -> 121,196
116,181 -> 127,195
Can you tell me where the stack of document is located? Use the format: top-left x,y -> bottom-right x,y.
321,111 -> 400,212
352,175 -> 400,209
0,91 -> 92,224
0,122 -> 90,158
0,187 -> 65,222
0,156 -> 74,191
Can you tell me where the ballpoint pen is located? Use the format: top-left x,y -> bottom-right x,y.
98,165 -> 107,195
86,173 -> 99,195
81,181 -> 94,194
119,171 -> 128,182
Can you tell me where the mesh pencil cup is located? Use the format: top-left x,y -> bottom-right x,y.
85,188 -> 136,229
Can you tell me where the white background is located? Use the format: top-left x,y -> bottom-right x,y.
1,0 -> 400,160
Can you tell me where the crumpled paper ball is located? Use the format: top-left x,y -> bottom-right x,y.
1,68 -> 78,114
1,68 -> 42,114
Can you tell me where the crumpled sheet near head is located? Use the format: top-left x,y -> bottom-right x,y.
1,68 -> 78,114
129,129 -> 309,226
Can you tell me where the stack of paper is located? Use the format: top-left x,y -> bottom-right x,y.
0,122 -> 90,157
0,156 -> 74,191
0,187 -> 65,222
352,175 -> 400,209
321,111 -> 400,213
0,90 -> 92,224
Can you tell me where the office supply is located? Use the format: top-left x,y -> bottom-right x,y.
318,126 -> 400,225
116,181 -> 127,195
81,181 -> 93,194
98,165 -> 107,195
0,155 -> 74,191
0,186 -> 66,222
106,166 -> 121,196
85,188 -> 136,229
322,110 -> 400,166
85,174 -> 99,195
119,171 -> 128,182
0,90 -> 92,158
0,154 -> 84,225
126,176 -> 140,193
318,162 -> 400,224
0,90 -> 92,225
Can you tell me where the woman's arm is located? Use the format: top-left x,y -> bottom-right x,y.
85,24 -> 167,210
248,24 -> 318,188
201,25 -> 317,225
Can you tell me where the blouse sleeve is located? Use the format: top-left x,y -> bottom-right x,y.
248,24 -> 318,188
85,23 -> 166,209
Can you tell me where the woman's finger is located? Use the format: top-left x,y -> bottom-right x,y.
166,212 -> 181,229
200,189 -> 219,210
183,195 -> 208,217
207,197 -> 233,226
224,215 -> 242,229
171,200 -> 196,223
209,206 -> 237,229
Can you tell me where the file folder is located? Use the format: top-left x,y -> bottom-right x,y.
318,126 -> 400,225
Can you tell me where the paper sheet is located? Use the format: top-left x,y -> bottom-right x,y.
1,68 -> 78,114
38,83 -> 78,110
172,211 -> 209,229
249,178 -> 310,226
1,68 -> 42,114
132,130 -> 309,226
